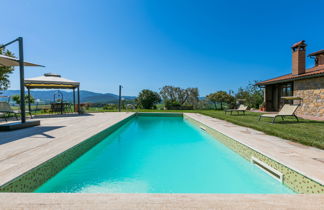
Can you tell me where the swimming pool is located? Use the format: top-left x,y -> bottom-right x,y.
35,115 -> 293,193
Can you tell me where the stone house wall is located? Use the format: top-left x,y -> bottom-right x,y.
294,77 -> 324,117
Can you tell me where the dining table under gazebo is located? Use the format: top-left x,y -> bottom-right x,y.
24,73 -> 81,114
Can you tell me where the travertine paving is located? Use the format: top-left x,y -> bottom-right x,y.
0,112 -> 134,187
184,113 -> 324,185
0,193 -> 323,209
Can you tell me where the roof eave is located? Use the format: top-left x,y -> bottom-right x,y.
256,73 -> 324,86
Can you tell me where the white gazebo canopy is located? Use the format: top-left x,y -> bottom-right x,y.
24,73 -> 80,89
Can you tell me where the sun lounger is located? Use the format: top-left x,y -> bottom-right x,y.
258,104 -> 299,123
0,112 -> 5,120
0,102 -> 32,121
225,104 -> 248,115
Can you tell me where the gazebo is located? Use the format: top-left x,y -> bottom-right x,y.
24,73 -> 81,113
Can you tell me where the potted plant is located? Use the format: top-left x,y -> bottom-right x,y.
259,102 -> 266,111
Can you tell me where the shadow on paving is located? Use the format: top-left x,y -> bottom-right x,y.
0,126 -> 65,145
33,113 -> 93,119
0,113 -> 94,122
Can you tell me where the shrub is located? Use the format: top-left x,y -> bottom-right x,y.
136,89 -> 161,109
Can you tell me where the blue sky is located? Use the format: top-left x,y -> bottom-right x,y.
1,0 -> 324,96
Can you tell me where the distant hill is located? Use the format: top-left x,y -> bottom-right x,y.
82,93 -> 135,103
0,90 -> 135,104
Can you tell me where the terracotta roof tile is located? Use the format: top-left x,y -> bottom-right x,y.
256,65 -> 324,85
308,49 -> 324,56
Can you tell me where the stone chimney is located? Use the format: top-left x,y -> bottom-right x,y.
317,53 -> 324,66
291,40 -> 307,75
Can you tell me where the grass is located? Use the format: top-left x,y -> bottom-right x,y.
96,108 -> 324,150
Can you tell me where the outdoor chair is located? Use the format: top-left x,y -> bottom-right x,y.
258,104 -> 299,123
0,112 -> 5,121
225,104 -> 248,115
64,103 -> 73,113
0,102 -> 32,121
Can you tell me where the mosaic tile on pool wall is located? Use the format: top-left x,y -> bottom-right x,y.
184,116 -> 324,194
0,114 -> 135,192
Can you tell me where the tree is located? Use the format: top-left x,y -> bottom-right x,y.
207,91 -> 234,110
185,88 -> 200,108
0,49 -> 15,91
136,89 -> 161,109
236,81 -> 264,109
160,86 -> 199,108
12,94 -> 35,105
246,81 -> 264,108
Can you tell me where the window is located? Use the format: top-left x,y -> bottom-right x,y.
281,83 -> 293,97
280,83 -> 293,106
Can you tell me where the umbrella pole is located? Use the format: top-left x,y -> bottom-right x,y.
73,88 -> 76,113
18,37 -> 26,123
118,85 -> 122,112
27,87 -> 31,113
77,87 -> 80,114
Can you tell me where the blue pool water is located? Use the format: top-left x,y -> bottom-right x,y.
35,116 -> 293,193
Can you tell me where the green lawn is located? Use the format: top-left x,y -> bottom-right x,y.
96,109 -> 324,150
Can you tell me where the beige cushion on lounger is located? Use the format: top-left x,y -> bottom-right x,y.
260,114 -> 277,118
0,102 -> 13,112
227,104 -> 248,111
278,104 -> 299,116
261,104 -> 299,118
237,104 -> 248,111
0,102 -> 31,114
